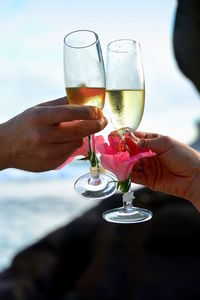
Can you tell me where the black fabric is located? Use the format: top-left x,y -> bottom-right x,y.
173,0 -> 200,91
0,188 -> 200,300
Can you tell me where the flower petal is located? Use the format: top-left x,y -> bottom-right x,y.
100,151 -> 131,181
108,133 -> 122,153
57,135 -> 105,169
98,133 -> 156,181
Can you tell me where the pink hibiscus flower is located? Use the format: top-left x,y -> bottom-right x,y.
97,132 -> 156,182
57,135 -> 105,169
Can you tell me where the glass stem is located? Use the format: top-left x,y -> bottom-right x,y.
119,128 -> 138,142
89,165 -> 101,186
88,134 -> 101,186
122,179 -> 135,212
89,134 -> 98,167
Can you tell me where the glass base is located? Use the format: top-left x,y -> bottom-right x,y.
74,172 -> 117,200
102,207 -> 152,224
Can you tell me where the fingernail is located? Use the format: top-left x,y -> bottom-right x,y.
95,107 -> 103,119
99,116 -> 108,128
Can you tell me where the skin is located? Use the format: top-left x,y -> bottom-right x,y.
131,131 -> 200,211
0,97 -> 107,172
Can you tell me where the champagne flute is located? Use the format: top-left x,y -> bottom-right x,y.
63,30 -> 116,200
103,39 -> 153,223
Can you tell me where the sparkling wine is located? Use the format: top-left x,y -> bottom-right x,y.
66,87 -> 105,109
106,89 -> 145,131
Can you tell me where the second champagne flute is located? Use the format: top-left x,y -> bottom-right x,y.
103,39 -> 153,223
63,30 -> 116,200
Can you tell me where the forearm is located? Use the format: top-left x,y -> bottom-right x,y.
177,144 -> 200,210
183,146 -> 200,211
189,164 -> 200,211
0,122 -> 11,170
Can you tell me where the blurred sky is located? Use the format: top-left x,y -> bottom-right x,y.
0,0 -> 199,144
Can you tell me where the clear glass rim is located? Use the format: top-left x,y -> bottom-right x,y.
64,29 -> 99,49
107,39 -> 140,53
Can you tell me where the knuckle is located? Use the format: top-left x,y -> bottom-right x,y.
162,135 -> 171,144
73,125 -> 81,137
32,129 -> 45,145
67,107 -> 76,119
88,107 -> 97,119
85,106 -> 102,120
29,106 -> 42,124
138,138 -> 148,150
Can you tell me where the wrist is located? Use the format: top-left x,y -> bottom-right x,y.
0,122 -> 12,170
187,160 -> 200,211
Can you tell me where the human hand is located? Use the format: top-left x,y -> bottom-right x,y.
131,132 -> 200,210
0,97 -> 107,172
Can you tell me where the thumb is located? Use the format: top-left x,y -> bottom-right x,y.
137,135 -> 172,154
